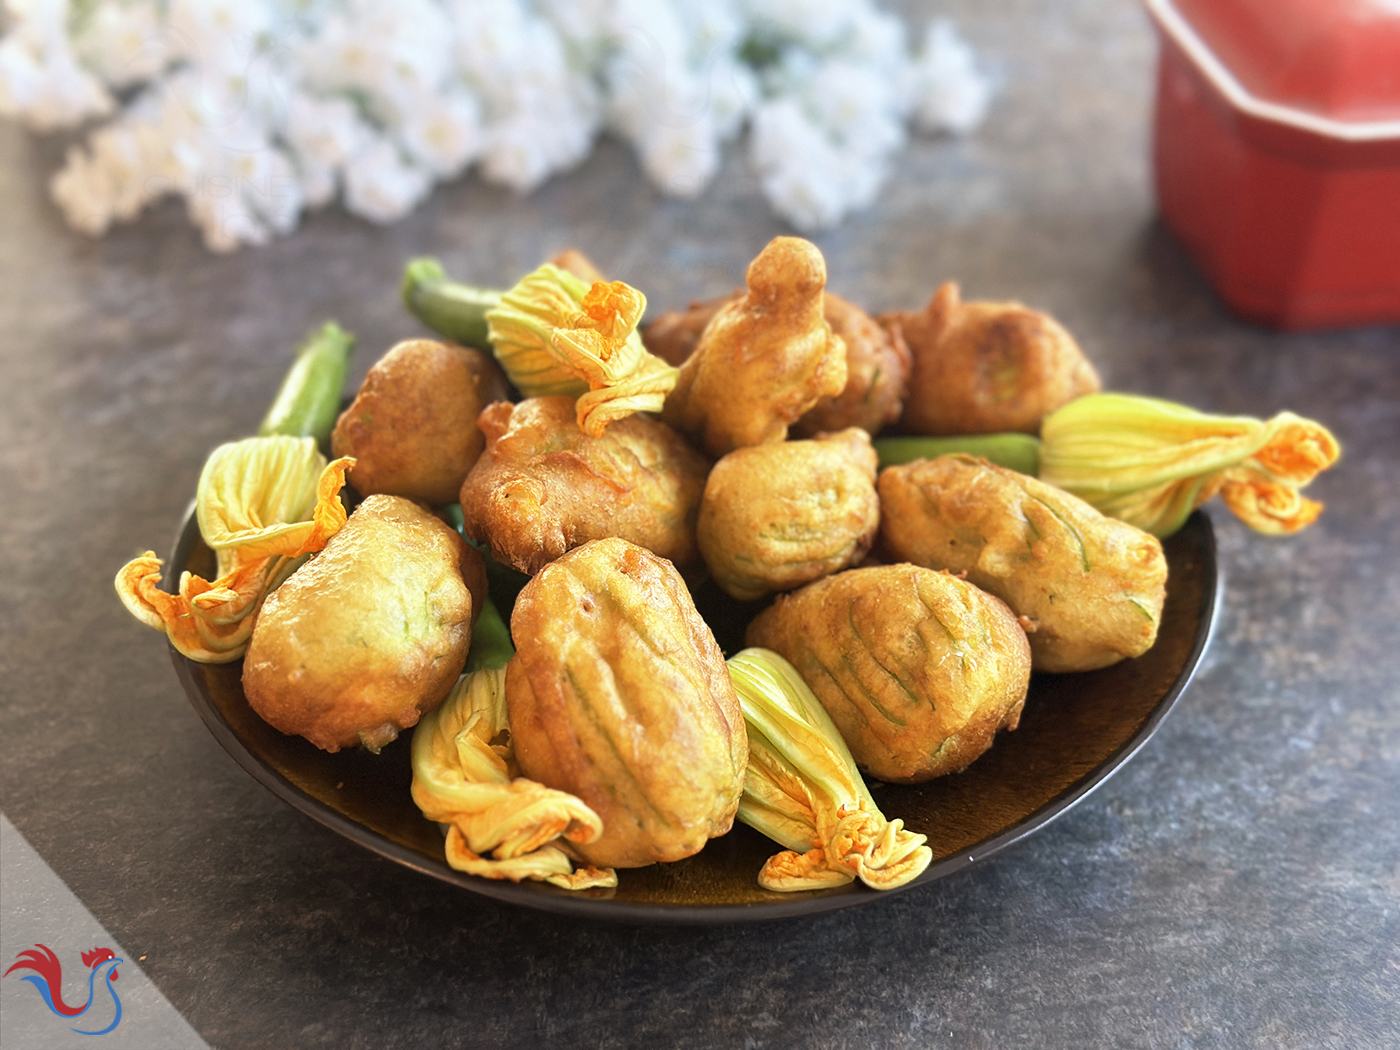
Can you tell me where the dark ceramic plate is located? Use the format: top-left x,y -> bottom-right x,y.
169,508 -> 1219,925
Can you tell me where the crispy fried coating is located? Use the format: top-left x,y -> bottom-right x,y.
332,339 -> 511,505
243,495 -> 472,753
642,291 -> 740,367
459,396 -> 710,575
697,428 -> 880,601
648,290 -> 911,436
878,454 -> 1167,672
793,294 -> 912,436
661,237 -> 847,457
746,565 -> 1031,783
506,538 -> 747,869
888,282 -> 1100,436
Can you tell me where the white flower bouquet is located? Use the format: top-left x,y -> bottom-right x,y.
0,0 -> 992,251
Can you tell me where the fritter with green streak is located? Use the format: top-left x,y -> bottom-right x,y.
458,396 -> 710,575
745,565 -> 1031,783
697,427 -> 880,601
242,495 -> 473,753
878,454 -> 1168,672
505,538 -> 747,869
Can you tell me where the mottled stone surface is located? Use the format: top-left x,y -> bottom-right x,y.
1,2 -> 1397,1048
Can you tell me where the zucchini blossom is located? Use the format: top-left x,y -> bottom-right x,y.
1039,393 -> 1340,537
410,667 -> 618,890
485,264 -> 678,436
728,648 -> 933,892
115,436 -> 353,663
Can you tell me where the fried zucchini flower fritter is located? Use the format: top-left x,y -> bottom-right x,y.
746,565 -> 1032,783
646,289 -> 911,437
459,396 -> 710,575
505,538 -> 748,870
411,666 -> 618,890
1039,393 -> 1341,537
242,495 -> 472,752
115,436 -> 353,663
793,293 -> 912,437
662,237 -> 848,457
879,454 -> 1168,672
331,339 -> 511,506
697,428 -> 880,601
729,648 -> 933,892
485,264 -> 678,435
889,281 -> 1100,436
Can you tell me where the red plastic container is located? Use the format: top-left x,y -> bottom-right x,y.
1144,0 -> 1400,329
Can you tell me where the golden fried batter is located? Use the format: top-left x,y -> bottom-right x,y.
662,237 -> 847,457
888,282 -> 1100,436
642,291 -> 739,367
746,565 -> 1031,783
459,396 -> 710,575
506,538 -> 747,869
793,294 -> 912,436
332,339 -> 511,505
243,495 -> 472,752
648,290 -> 910,437
697,428 -> 880,600
879,454 -> 1167,672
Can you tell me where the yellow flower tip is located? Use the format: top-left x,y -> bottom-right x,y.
578,280 -> 645,337
298,455 -> 355,556
118,439 -> 356,663
1220,478 -> 1325,535
114,553 -> 169,630
410,668 -> 610,890
826,804 -> 933,890
1251,415 -> 1340,484
757,848 -> 855,891
573,354 -> 680,437
543,865 -> 619,891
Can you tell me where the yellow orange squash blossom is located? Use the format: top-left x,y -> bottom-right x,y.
115,436 -> 354,663
728,648 -> 932,892
485,264 -> 677,435
410,667 -> 617,890
1039,393 -> 1340,538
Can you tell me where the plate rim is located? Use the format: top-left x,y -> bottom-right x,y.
168,506 -> 1220,926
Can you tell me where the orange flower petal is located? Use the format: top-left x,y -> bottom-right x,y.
1219,474 -> 1324,535
116,457 -> 353,662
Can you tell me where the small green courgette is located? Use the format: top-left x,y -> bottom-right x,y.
873,433 -> 1042,475
257,321 -> 355,447
402,257 -> 502,352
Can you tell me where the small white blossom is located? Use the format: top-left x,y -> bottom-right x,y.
395,86 -> 481,179
71,0 -> 169,89
910,18 -> 993,135
343,137 -> 431,224
0,0 -> 112,130
8,0 -> 994,247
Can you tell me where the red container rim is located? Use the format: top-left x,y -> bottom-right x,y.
1143,0 -> 1400,144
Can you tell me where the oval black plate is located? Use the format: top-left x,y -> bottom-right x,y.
169,509 -> 1218,924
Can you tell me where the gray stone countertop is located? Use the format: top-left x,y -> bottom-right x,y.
1,2 -> 1397,1048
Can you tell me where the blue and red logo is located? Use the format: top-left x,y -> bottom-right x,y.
4,944 -> 124,1036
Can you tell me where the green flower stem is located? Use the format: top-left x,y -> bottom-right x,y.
257,321 -> 355,446
402,257 -> 503,352
874,433 -> 1041,475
